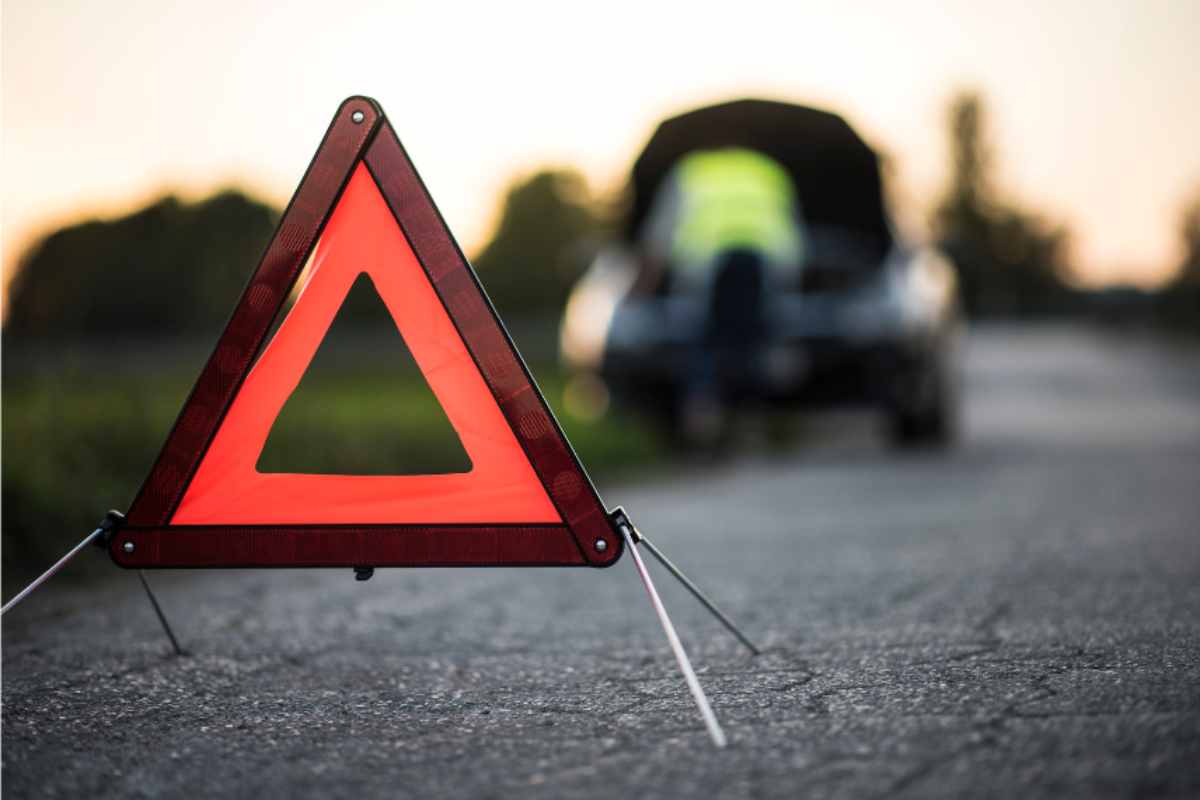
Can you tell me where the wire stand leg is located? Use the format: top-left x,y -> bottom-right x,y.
638,536 -> 760,656
137,571 -> 185,656
1,528 -> 105,616
616,520 -> 727,747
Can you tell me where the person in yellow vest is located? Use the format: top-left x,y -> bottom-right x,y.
640,147 -> 807,293
638,148 -> 808,442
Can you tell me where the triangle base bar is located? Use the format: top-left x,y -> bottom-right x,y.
111,525 -> 594,568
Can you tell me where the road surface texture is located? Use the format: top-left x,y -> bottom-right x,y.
4,325 -> 1199,798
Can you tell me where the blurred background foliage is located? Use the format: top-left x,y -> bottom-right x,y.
472,168 -> 614,320
3,89 -> 1198,590
8,91 -> 1196,348
930,91 -> 1199,325
933,92 -> 1074,317
5,191 -> 281,340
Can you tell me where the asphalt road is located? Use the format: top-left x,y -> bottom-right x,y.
4,325 -> 1199,799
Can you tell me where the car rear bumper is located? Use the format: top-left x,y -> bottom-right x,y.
602,334 -> 927,410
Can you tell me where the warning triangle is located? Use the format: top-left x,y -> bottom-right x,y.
256,273 -> 473,476
112,97 -> 620,569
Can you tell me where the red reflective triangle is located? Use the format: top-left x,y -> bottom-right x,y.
112,97 -> 621,569
175,164 -> 559,526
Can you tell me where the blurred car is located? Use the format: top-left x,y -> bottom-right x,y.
560,99 -> 961,447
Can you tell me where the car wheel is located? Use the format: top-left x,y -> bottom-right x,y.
887,350 -> 959,449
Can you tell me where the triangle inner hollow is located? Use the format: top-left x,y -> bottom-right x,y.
256,273 -> 473,476
169,163 -> 561,526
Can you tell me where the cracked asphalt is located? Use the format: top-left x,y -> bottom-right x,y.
3,325 -> 1199,798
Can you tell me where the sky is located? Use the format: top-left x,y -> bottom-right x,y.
3,0 -> 1199,299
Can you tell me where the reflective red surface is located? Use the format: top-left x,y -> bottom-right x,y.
115,97 -> 620,568
173,165 -> 559,526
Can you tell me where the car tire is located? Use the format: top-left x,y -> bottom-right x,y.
887,349 -> 959,449
889,403 -> 952,447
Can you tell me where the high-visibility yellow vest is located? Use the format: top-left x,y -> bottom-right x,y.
669,148 -> 803,268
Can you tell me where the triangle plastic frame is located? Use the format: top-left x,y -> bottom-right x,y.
110,96 -> 622,569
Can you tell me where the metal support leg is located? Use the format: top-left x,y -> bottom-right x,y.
137,571 -> 185,656
637,536 -> 761,656
610,507 -> 760,656
0,512 -> 185,657
1,528 -> 105,616
614,515 -> 727,748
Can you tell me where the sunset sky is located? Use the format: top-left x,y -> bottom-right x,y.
3,0 -> 1198,299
